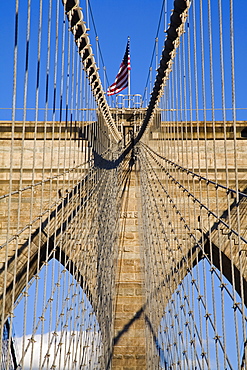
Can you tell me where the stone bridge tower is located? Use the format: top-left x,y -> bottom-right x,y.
1,111 -> 247,369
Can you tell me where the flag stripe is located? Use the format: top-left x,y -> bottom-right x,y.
107,40 -> 130,96
108,73 -> 128,90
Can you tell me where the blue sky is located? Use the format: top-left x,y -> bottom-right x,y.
80,0 -> 247,114
87,0 -> 165,96
1,0 -> 247,119
0,0 -> 171,118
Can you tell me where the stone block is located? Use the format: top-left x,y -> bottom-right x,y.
133,320 -> 146,329
119,273 -> 136,282
113,354 -> 123,359
123,354 -> 135,360
117,287 -> 135,296
124,296 -> 144,305
135,288 -> 143,296
115,304 -> 124,313
123,304 -> 142,313
124,232 -> 135,239
120,265 -> 135,273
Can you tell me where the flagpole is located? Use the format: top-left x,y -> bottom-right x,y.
128,36 -> 130,108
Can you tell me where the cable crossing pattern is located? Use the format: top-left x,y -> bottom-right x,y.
0,0 -> 247,369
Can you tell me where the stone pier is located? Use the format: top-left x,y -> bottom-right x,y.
112,167 -> 147,369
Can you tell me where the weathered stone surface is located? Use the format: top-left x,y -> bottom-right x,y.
1,115 -> 247,369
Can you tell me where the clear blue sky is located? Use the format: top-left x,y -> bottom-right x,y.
0,0 -> 166,113
1,0 -> 247,116
89,0 -> 247,115
87,0 -> 165,96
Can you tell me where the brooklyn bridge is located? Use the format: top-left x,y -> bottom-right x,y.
1,0 -> 247,368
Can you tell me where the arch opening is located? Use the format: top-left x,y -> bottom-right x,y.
157,259 -> 247,369
2,258 -> 103,370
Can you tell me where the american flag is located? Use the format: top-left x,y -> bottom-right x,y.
107,40 -> 131,96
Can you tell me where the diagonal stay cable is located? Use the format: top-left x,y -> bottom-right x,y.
136,0 -> 191,144
62,0 -> 121,142
87,0 -> 111,89
142,0 -> 166,103
141,142 -> 247,245
116,0 -> 192,162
